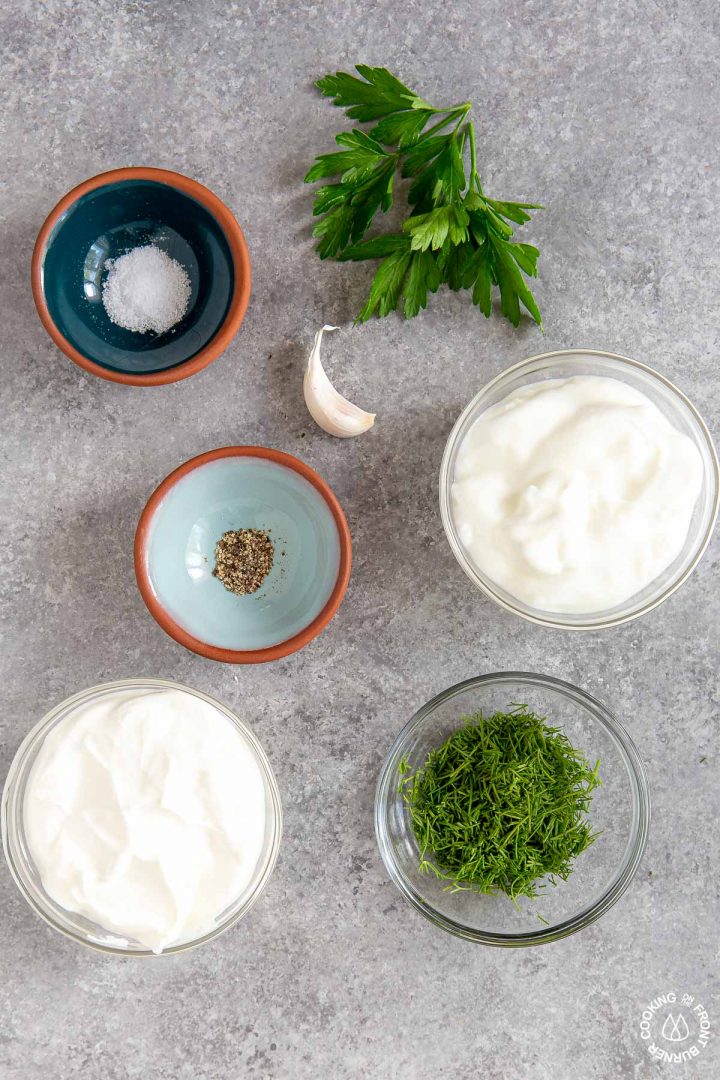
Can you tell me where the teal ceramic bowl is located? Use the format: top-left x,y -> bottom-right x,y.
135,447 -> 352,662
32,167 -> 251,386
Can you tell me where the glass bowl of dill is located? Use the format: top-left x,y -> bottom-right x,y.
375,672 -> 649,946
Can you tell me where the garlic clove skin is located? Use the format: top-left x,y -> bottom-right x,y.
303,325 -> 376,438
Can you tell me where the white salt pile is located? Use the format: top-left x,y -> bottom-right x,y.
102,245 -> 191,334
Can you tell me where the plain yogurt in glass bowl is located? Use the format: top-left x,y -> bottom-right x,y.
2,679 -> 282,955
440,350 -> 719,629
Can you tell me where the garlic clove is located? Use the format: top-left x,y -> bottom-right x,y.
303,325 -> 376,438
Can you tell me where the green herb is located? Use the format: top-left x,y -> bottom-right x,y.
305,65 -> 542,327
399,706 -> 601,900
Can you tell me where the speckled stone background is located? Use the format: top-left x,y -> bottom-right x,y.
1,1 -> 718,1077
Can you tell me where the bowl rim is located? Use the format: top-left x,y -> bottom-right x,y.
30,166 -> 252,387
439,348 -> 720,630
1,677 -> 283,957
134,445 -> 352,663
375,671 -> 651,947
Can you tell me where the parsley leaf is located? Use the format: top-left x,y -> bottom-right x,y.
315,65 -> 431,121
401,133 -> 454,177
404,204 -> 470,251
369,109 -> 435,148
310,157 -> 396,259
403,249 -> 442,317
346,238 -> 443,323
355,247 -> 414,322
306,68 -> 543,327
304,130 -> 391,184
437,240 -> 476,292
470,244 -> 493,317
338,235 -> 410,260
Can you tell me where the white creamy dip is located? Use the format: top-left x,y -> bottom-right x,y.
24,687 -> 267,953
451,375 -> 704,613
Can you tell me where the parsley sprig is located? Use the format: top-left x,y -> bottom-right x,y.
305,65 -> 543,327
399,706 -> 601,900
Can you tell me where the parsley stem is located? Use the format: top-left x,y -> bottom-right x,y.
466,119 -> 483,194
467,120 -> 477,182
417,103 -> 471,143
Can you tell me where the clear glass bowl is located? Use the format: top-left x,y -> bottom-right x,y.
440,349 -> 719,629
375,673 -> 650,947
2,679 -> 282,956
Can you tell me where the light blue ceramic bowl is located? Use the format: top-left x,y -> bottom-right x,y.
135,448 -> 352,662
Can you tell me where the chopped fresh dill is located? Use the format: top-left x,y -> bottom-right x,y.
399,706 -> 601,900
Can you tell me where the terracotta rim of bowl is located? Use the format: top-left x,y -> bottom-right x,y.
31,166 -> 252,386
134,446 -> 352,663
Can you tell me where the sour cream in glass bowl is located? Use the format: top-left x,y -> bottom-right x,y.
2,680 -> 282,956
439,350 -> 719,629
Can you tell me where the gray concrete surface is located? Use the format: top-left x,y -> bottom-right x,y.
1,1 -> 719,1077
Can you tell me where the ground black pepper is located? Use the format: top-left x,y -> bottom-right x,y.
213,528 -> 274,596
